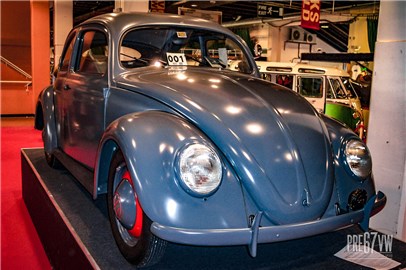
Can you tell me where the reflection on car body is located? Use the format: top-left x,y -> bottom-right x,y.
35,12 -> 385,267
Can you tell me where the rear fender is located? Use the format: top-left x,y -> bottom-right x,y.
94,111 -> 247,229
35,86 -> 58,153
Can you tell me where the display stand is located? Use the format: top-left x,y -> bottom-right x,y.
21,148 -> 406,270
21,148 -> 134,270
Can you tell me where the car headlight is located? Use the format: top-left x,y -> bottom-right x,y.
177,143 -> 222,197
344,139 -> 372,179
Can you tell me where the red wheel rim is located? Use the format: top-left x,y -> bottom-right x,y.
122,171 -> 143,238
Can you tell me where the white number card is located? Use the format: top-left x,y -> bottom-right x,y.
166,53 -> 187,66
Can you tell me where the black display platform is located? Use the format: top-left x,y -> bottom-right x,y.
22,148 -> 406,270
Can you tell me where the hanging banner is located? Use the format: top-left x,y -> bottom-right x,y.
301,0 -> 321,30
150,1 -> 165,13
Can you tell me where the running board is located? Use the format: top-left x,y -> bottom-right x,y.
53,150 -> 94,195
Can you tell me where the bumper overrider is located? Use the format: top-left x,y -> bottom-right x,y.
151,191 -> 386,257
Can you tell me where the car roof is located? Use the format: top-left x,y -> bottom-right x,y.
255,61 -> 349,77
79,12 -> 235,38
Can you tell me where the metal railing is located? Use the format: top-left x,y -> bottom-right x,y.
1,56 -> 32,88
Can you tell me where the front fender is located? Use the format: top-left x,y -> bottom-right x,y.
321,115 -> 376,209
95,111 -> 248,230
35,86 -> 58,153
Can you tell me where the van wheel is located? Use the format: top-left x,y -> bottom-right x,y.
107,150 -> 167,267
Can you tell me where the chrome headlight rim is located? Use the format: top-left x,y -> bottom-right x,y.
175,142 -> 223,197
342,138 -> 372,180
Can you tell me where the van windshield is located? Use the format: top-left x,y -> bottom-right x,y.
327,77 -> 358,99
341,77 -> 358,98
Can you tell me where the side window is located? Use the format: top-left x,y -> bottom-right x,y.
298,77 -> 323,98
59,35 -> 76,72
275,74 -> 293,89
76,30 -> 108,75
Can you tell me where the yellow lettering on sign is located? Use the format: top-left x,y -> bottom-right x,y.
302,9 -> 310,21
302,0 -> 320,23
310,12 -> 319,22
150,1 -> 165,13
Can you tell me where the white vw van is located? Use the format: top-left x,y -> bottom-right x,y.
232,61 -> 366,139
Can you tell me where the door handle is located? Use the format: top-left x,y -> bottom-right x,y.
64,84 -> 71,90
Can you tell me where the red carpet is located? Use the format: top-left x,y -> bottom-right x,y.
1,126 -> 51,269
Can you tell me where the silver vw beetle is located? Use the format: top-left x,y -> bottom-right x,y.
35,12 -> 386,267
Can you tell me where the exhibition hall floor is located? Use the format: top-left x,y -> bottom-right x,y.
1,117 -> 51,269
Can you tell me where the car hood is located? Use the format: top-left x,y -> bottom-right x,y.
116,67 -> 334,224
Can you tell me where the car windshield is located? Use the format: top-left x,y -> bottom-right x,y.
120,27 -> 252,73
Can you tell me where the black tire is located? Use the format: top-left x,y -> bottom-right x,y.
40,103 -> 62,169
44,151 -> 63,169
107,150 -> 167,268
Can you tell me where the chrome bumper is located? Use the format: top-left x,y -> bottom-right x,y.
151,191 -> 386,257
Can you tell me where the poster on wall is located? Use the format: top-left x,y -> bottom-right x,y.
301,0 -> 321,30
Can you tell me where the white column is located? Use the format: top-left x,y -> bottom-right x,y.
54,0 -> 73,67
270,27 -> 282,62
368,0 -> 406,241
30,0 -> 50,114
115,0 -> 149,13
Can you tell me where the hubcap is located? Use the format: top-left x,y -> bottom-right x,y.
113,178 -> 136,229
113,167 -> 143,246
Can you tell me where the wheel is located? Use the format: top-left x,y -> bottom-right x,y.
107,150 -> 167,267
44,151 -> 62,169
39,104 -> 62,169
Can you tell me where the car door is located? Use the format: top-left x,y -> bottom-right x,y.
297,76 -> 325,113
54,30 -> 77,155
59,28 -> 109,168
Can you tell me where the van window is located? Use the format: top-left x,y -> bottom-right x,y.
276,74 -> 293,89
266,67 -> 292,72
298,77 -> 323,98
261,73 -> 271,81
298,68 -> 325,74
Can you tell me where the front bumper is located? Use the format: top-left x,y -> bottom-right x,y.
151,191 -> 386,257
